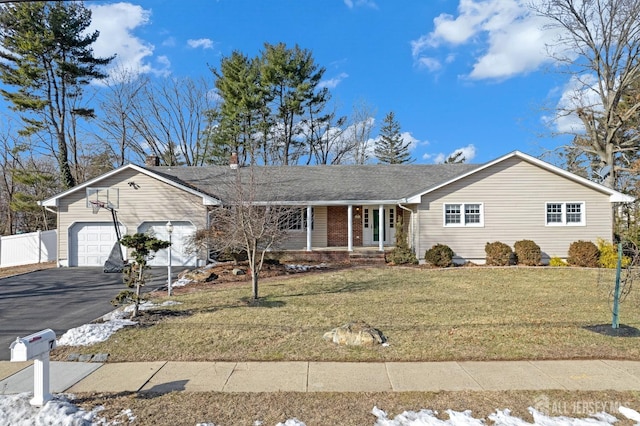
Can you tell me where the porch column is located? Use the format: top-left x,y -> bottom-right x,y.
306,205 -> 313,252
347,205 -> 353,252
378,204 -> 384,251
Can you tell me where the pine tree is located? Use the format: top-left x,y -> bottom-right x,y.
0,1 -> 114,189
444,151 -> 466,164
374,111 -> 413,164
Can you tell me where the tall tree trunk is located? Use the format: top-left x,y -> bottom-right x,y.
249,243 -> 259,300
58,133 -> 75,189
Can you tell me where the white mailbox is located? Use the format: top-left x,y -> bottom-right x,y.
10,329 -> 56,362
9,328 -> 57,407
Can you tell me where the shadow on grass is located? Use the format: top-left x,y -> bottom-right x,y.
238,297 -> 286,308
583,323 -> 640,337
280,278 -> 390,299
133,309 -> 194,328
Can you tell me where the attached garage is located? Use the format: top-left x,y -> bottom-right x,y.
138,221 -> 197,267
69,222 -> 125,267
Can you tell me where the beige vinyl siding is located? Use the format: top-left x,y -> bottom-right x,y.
417,157 -> 613,263
278,206 -> 328,250
57,169 -> 207,265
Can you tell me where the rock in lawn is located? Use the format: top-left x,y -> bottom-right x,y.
323,321 -> 387,346
232,268 -> 246,276
180,268 -> 218,283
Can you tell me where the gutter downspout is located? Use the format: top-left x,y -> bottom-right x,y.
398,203 -> 415,254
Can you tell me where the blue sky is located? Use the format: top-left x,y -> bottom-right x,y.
85,0 -> 575,164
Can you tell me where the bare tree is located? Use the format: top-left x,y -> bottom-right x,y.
95,68 -> 147,166
121,75 -> 215,166
346,100 -> 377,165
301,104 -> 354,165
534,0 -> 640,189
192,167 -> 296,301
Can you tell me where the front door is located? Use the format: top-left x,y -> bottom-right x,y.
373,209 -> 385,242
363,206 -> 395,246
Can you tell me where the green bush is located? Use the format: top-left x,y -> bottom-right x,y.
597,238 -> 631,269
424,244 -> 455,267
514,239 -> 541,266
485,241 -> 514,266
549,256 -> 567,267
387,216 -> 418,265
567,240 -> 599,267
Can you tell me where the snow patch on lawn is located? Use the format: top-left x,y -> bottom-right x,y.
2,394 -> 640,426
56,300 -> 182,347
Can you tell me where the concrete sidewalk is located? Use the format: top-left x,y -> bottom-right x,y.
2,360 -> 640,394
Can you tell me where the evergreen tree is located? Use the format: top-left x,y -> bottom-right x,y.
115,233 -> 171,318
444,151 -> 466,164
0,1 -> 113,189
374,111 -> 413,164
209,43 -> 329,165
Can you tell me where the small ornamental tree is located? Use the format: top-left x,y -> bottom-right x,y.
191,166 -> 296,302
386,215 -> 418,265
114,233 -> 170,318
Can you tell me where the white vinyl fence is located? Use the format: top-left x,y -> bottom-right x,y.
0,230 -> 57,268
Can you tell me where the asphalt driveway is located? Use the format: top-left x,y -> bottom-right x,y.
0,267 -> 176,361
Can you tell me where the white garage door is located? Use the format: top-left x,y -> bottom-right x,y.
138,221 -> 197,267
69,222 -> 124,267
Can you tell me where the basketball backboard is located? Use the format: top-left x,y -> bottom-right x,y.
86,187 -> 119,210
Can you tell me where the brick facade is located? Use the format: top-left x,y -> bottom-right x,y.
327,206 -> 363,247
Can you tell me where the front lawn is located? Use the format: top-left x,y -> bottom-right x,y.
53,266 -> 640,362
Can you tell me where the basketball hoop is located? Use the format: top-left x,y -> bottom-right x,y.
89,200 -> 104,215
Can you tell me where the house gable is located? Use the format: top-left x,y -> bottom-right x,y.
405,151 -> 634,204
52,166 -> 213,266
415,155 -> 618,263
40,164 -> 221,208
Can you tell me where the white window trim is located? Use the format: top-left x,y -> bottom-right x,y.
443,202 -> 484,227
545,201 -> 586,226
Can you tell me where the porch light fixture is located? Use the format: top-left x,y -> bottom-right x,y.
166,221 -> 174,296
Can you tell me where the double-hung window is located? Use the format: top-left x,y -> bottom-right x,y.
443,203 -> 484,227
280,208 -> 313,231
545,202 -> 585,226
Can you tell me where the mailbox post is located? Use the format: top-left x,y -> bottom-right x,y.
10,329 -> 57,407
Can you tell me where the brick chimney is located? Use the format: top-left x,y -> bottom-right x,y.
145,155 -> 160,167
230,152 -> 238,170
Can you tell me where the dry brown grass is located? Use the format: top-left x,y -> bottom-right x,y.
74,390 -> 640,426
53,266 -> 640,362
0,261 -> 55,279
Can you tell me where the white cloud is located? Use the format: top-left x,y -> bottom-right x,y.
89,3 -> 166,80
344,0 -> 378,9
411,0 -> 562,80
416,57 -> 442,72
162,37 -> 177,47
401,132 -> 420,151
152,56 -> 172,77
319,72 -> 349,89
427,144 -> 477,164
187,38 -> 214,49
544,74 -> 601,134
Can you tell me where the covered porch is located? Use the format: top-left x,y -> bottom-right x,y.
286,203 -> 412,253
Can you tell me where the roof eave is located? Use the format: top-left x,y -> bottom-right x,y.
611,193 -> 635,203
405,150 -> 634,203
250,199 -> 403,206
39,164 -> 222,207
